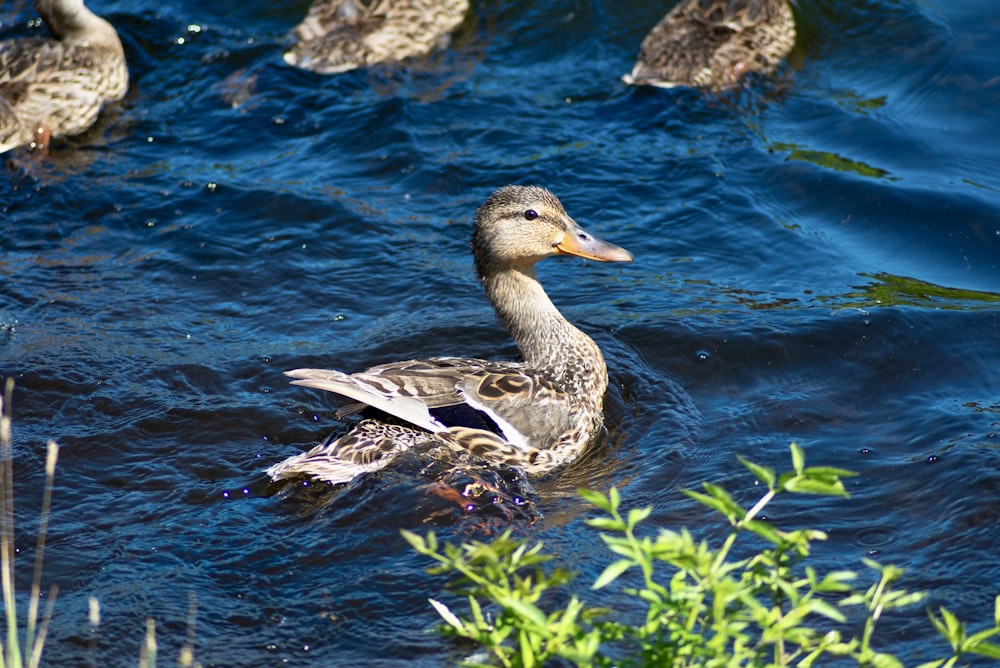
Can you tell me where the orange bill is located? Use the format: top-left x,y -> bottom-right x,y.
555,222 -> 633,263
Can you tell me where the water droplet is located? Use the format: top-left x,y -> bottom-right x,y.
859,448 -> 871,455
205,182 -> 217,192
927,455 -> 940,464
695,350 -> 710,361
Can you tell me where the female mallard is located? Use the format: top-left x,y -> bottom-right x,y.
623,0 -> 796,92
283,0 -> 469,74
269,185 -> 633,485
0,0 -> 128,153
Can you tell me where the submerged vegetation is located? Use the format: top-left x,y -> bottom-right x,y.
405,444 -> 1000,667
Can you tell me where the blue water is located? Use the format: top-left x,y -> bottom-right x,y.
2,0 -> 999,665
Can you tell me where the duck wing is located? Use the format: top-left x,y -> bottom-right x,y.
0,37 -> 125,140
286,357 -> 577,450
625,0 -> 795,90
284,0 -> 468,74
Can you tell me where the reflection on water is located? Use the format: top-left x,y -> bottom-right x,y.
1,0 -> 1000,665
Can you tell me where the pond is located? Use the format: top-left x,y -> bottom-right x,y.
1,0 -> 999,665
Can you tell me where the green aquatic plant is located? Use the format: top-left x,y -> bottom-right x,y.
848,273 -> 1000,310
769,142 -> 893,180
405,444 -> 1000,667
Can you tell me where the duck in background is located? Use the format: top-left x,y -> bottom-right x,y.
0,0 -> 128,153
623,0 -> 796,92
269,185 -> 633,486
283,0 -> 469,74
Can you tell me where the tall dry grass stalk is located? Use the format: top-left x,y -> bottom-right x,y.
0,379 -> 59,668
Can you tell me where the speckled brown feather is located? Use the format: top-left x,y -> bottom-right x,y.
624,0 -> 795,92
0,0 -> 128,152
269,186 -> 632,485
283,0 -> 469,74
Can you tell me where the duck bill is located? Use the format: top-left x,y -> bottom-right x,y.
555,224 -> 633,263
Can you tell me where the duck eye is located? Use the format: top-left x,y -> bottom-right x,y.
523,209 -> 538,221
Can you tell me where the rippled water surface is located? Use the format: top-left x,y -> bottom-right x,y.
2,0 -> 1000,665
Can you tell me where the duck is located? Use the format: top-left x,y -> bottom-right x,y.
283,0 -> 469,75
269,185 -> 633,485
0,0 -> 128,153
623,0 -> 796,92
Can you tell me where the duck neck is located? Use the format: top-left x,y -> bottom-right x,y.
36,0 -> 120,48
483,266 -> 608,399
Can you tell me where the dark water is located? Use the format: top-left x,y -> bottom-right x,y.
2,0 -> 999,664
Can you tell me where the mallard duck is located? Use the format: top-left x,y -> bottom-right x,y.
269,185 -> 633,485
0,0 -> 128,153
283,0 -> 469,74
623,0 -> 796,92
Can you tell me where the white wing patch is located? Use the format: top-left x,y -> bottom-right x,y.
457,389 -> 533,450
285,368 -> 447,433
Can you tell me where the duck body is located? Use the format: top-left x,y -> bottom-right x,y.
0,0 -> 128,153
623,0 -> 795,92
269,186 -> 633,485
283,0 -> 469,74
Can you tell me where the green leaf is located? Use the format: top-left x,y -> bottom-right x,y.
802,465 -> 857,479
791,443 -> 805,473
593,559 -> 632,590
738,456 -> 775,488
626,506 -> 652,528
608,486 -> 621,512
742,518 -> 782,545
683,485 -> 744,520
506,598 -> 548,631
578,488 -> 611,512
400,529 -> 426,553
469,595 -> 486,627
940,607 -> 965,640
804,599 -> 848,623
782,477 -> 847,497
888,591 -> 926,609
967,641 -> 1000,659
585,516 -> 626,532
927,609 -> 950,641
966,626 -> 1000,646
869,652 -> 905,668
